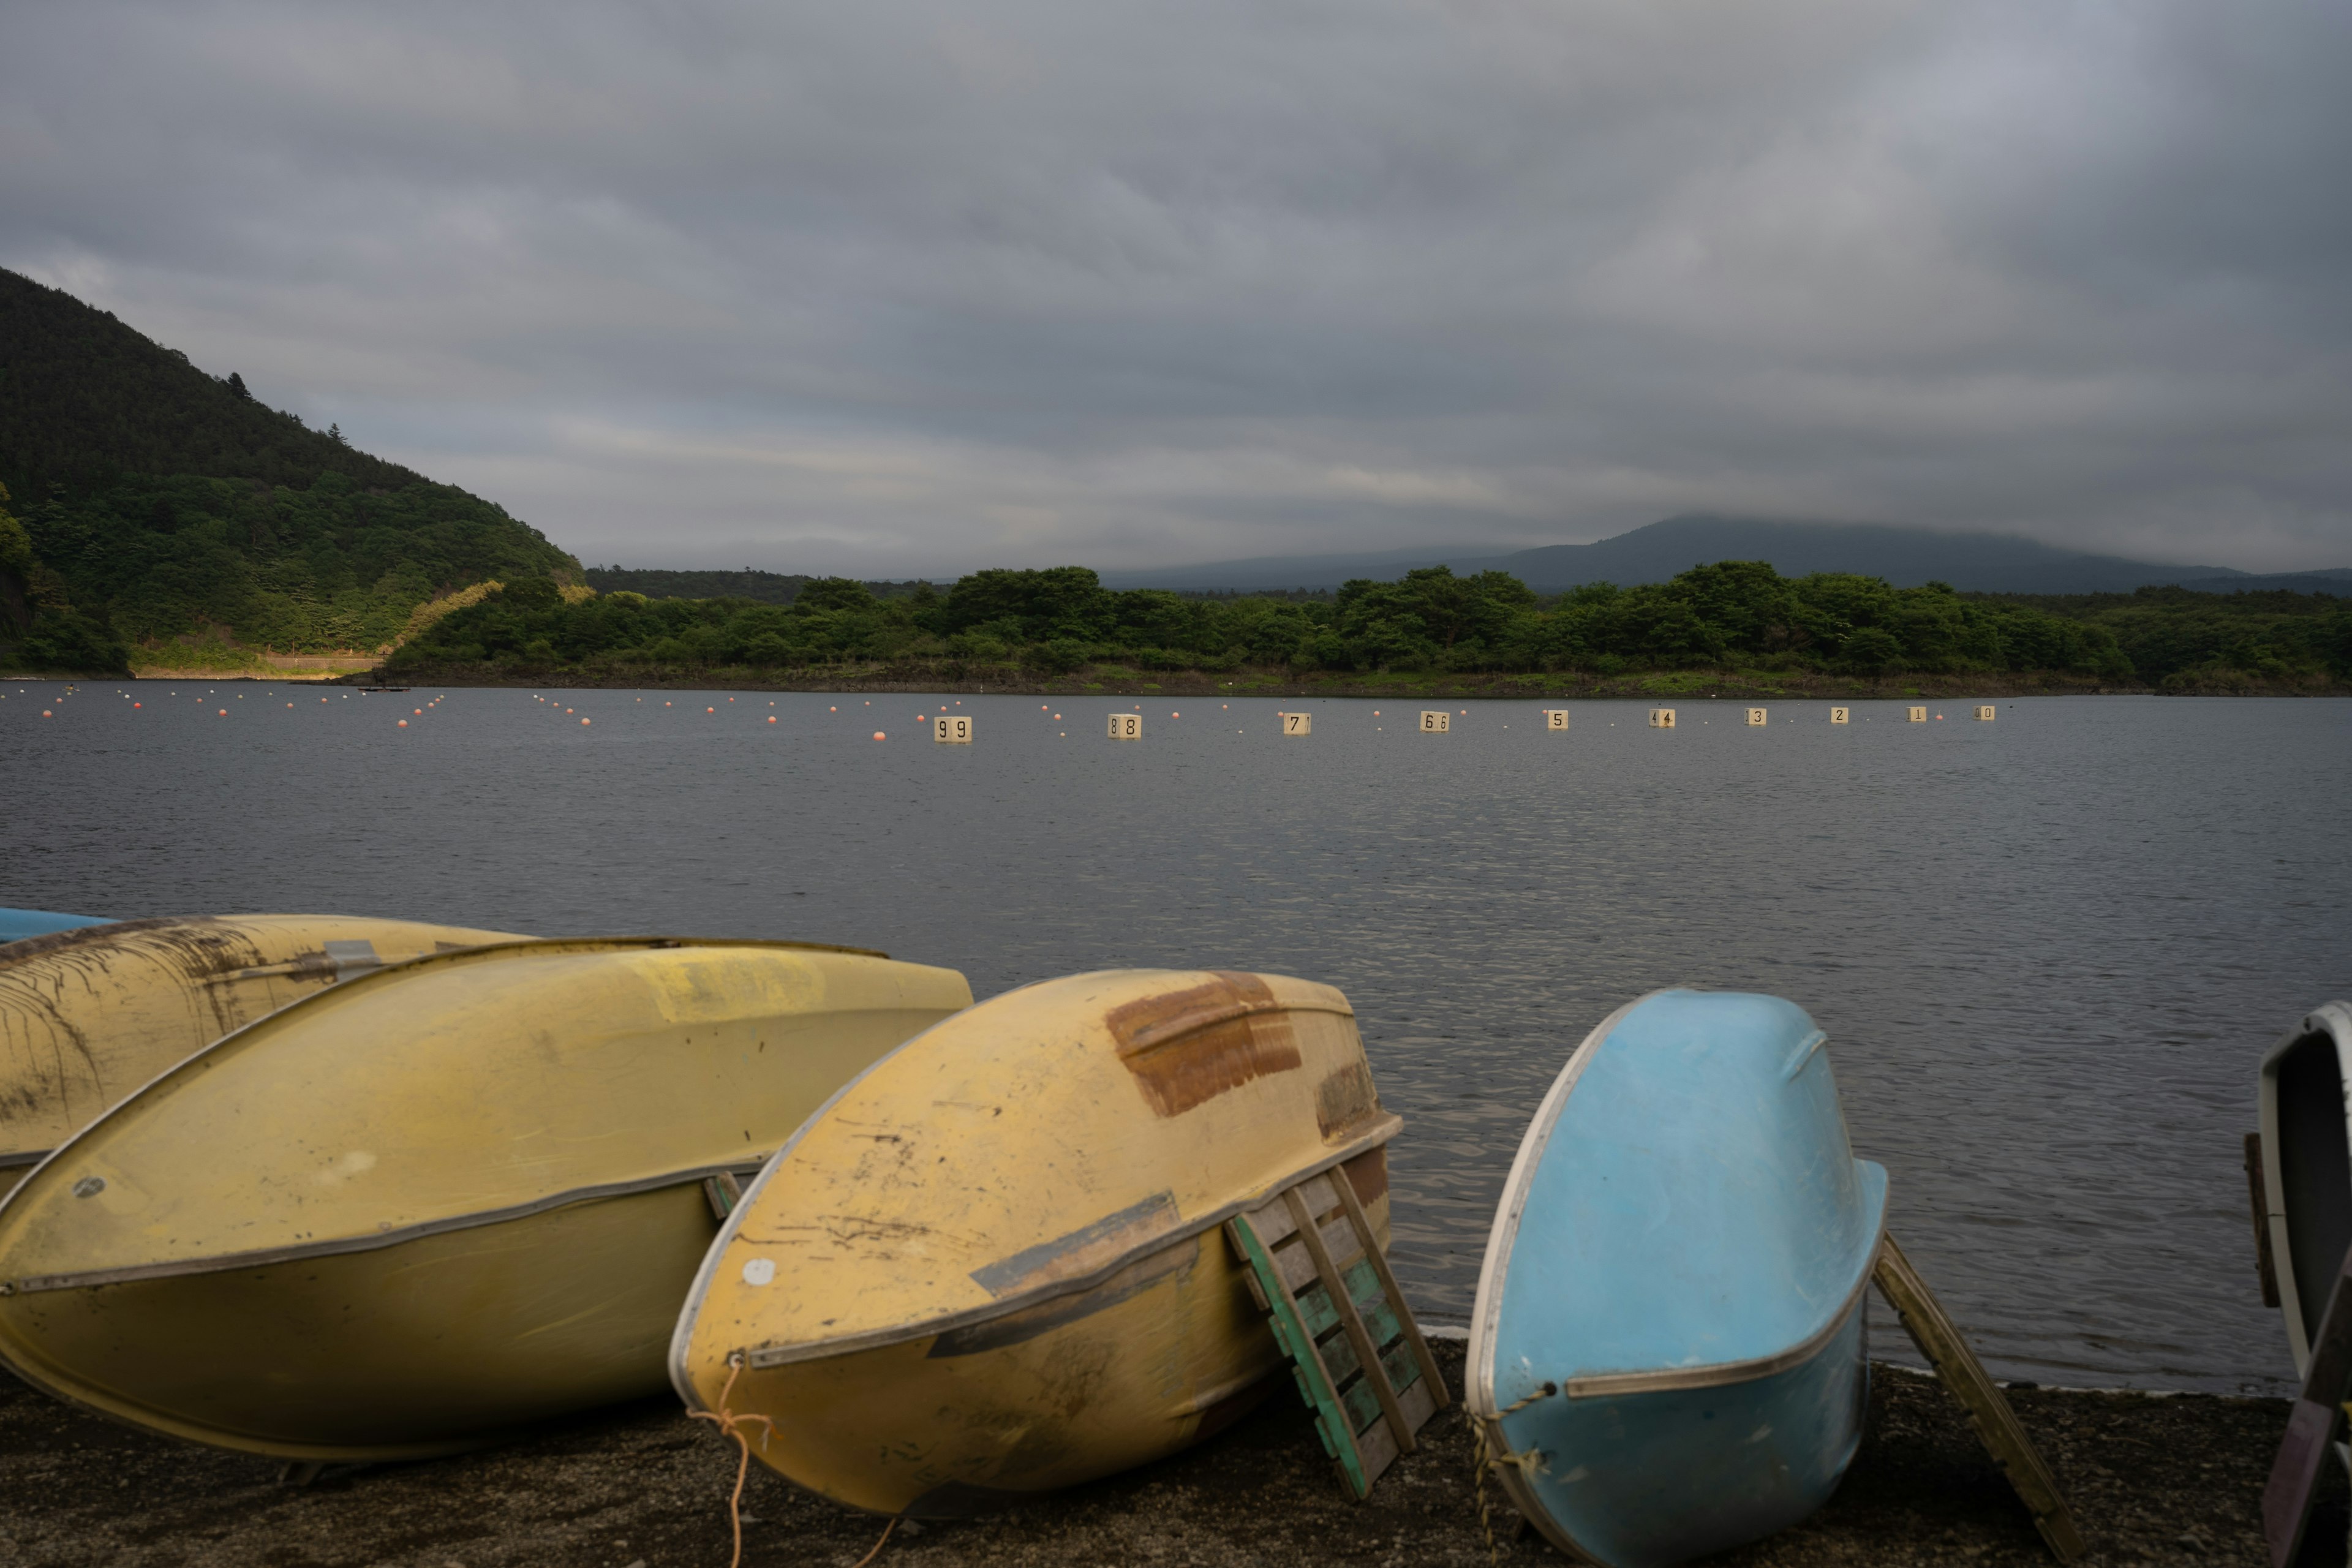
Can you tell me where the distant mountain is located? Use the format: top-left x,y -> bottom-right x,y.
0,268 -> 578,674
1479,516 -> 2253,595
2168,570 -> 2352,598
1100,515 -> 2345,596
1098,542 -> 1518,592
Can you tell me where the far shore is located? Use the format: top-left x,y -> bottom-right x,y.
331,664 -> 2341,699
0,1340 -> 2299,1567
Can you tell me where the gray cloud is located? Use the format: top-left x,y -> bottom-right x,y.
4,0 -> 2346,573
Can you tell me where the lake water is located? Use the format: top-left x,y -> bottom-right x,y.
6,680 -> 2348,1395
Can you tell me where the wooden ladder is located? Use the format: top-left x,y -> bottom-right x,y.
1226,1167 -> 1450,1499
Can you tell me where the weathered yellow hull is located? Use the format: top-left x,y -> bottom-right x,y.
0,938 -> 970,1460
0,914 -> 524,1196
671,968 -> 1399,1516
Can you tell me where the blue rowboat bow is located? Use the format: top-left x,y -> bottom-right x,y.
1468,989 -> 1889,1568
0,908 -> 110,943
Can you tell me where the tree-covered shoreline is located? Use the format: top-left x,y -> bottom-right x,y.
379,562 -> 2352,694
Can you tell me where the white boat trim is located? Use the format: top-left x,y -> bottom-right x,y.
2258,1001 -> 2352,1379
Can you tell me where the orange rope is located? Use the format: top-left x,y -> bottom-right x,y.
849,1515 -> 900,1568
689,1355 -> 902,1568
688,1355 -> 775,1568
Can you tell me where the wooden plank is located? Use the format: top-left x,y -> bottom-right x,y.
2247,1132 -> 2282,1310
1227,1211 -> 1373,1499
1875,1234 -> 2084,1563
1352,1394 -> 1402,1488
2265,1241 -> 2352,1567
1295,1259 -> 1398,1344
1264,1214 -> 1368,1295
1244,1174 -> 1340,1248
1289,1186 -> 1417,1453
1332,1159 -> 1451,1411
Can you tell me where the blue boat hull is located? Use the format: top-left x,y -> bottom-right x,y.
0,908 -> 110,943
1493,1296 -> 1869,1566
1471,989 -> 1888,1568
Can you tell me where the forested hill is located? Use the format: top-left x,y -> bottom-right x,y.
0,268 -> 578,675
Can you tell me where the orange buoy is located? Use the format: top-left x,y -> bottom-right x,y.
41,710 -> 51,718
133,703 -> 141,708
217,709 -> 227,717
581,718 -> 590,726
767,716 -> 777,723
873,730 -> 886,741
398,719 -> 408,727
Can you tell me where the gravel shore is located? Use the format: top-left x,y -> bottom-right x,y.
0,1343 -> 2311,1568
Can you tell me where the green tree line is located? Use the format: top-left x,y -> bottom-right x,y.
386,559 -> 2350,685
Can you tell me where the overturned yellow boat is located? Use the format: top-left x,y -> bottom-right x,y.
1,914 -> 523,1196
671,968 -> 1401,1517
0,937 -> 970,1460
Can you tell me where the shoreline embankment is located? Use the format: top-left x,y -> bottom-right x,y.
0,1341 -> 2303,1567
347,664 -> 2335,698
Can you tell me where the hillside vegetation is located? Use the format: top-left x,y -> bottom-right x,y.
0,269 -> 577,674
380,559 -> 2351,692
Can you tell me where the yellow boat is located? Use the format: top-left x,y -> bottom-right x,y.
1,914 -> 523,1197
0,937 -> 970,1461
669,968 -> 1401,1517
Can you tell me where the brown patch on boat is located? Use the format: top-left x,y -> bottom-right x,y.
1314,1058 -> 1382,1140
1106,973 -> 1302,1118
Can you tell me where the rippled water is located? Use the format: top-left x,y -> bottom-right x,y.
6,680 -> 2347,1394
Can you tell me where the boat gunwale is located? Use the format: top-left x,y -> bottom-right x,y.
0,1156 -> 773,1296
1554,1229 -> 1883,1400
2256,1000 -> 2352,1378
0,934 -> 918,1289
668,966 -> 1374,1410
1466,989 -> 1653,1420
729,1113 -> 1403,1372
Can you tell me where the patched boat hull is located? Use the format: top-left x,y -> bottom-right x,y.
673,968 -> 1400,1515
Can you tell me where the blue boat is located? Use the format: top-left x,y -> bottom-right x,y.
0,907 -> 110,943
1467,989 -> 1889,1568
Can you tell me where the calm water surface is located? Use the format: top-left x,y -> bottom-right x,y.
6,681 -> 2347,1394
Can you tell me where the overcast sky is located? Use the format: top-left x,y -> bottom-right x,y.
4,0 -> 2347,575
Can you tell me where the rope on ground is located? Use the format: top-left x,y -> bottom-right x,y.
849,1515 -> 901,1568
687,1354 -> 775,1568
1468,1383 -> 1556,1566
